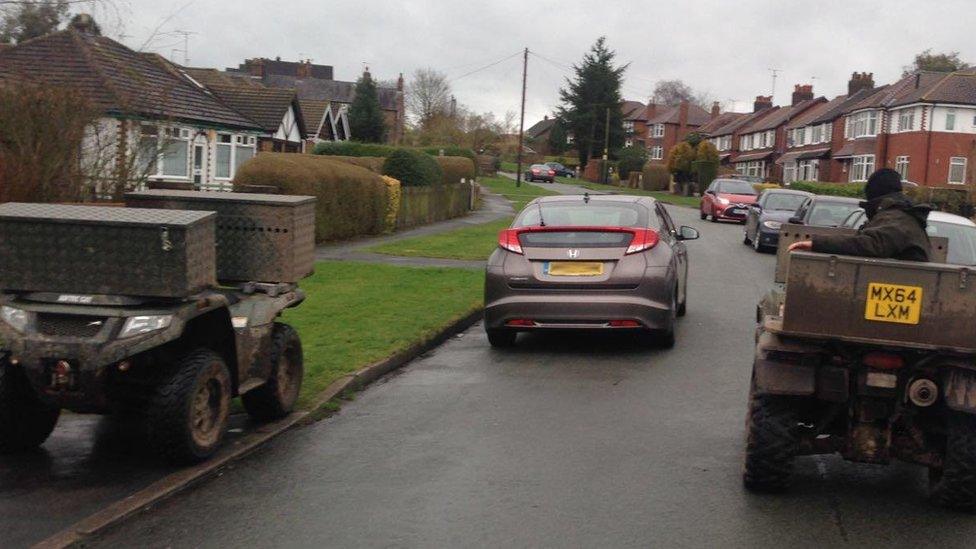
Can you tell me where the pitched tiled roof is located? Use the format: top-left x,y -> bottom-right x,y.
647,103 -> 712,126
786,95 -> 846,129
262,74 -> 399,111
698,111 -> 747,135
526,118 -> 556,139
183,67 -> 303,133
707,109 -> 772,137
622,100 -> 648,121
298,99 -> 330,137
0,29 -> 259,130
889,70 -> 976,107
743,98 -> 823,133
807,88 -> 875,124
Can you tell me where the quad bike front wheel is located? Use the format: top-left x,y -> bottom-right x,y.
0,358 -> 60,453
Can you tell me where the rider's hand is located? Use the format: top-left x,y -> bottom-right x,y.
788,240 -> 813,252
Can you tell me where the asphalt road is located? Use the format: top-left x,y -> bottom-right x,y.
74,205 -> 976,546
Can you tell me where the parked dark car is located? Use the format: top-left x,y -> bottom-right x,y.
546,162 -> 575,178
484,195 -> 699,349
700,179 -> 759,223
743,189 -> 812,252
789,195 -> 862,227
524,163 -> 555,183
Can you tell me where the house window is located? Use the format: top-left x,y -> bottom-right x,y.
795,128 -> 806,146
850,155 -> 876,182
214,134 -> 257,180
949,157 -> 967,184
137,125 -> 159,176
623,121 -> 635,133
946,109 -> 957,131
766,130 -> 775,147
721,135 -> 731,151
653,124 -> 664,138
160,127 -> 191,178
234,135 -> 257,173
650,146 -> 663,160
824,122 -> 832,142
783,162 -> 797,184
898,110 -> 915,132
625,138 -> 633,147
740,134 -> 752,151
740,161 -> 765,178
895,156 -> 910,180
811,125 -> 822,144
850,111 -> 879,138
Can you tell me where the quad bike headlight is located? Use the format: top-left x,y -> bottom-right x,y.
119,315 -> 172,338
0,306 -> 28,333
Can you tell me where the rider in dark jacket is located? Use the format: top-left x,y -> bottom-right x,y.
789,168 -> 932,261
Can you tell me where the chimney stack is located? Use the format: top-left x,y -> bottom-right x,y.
753,95 -> 773,113
646,103 -> 657,121
792,84 -> 814,106
678,100 -> 689,128
848,72 -> 875,96
397,73 -> 405,91
248,58 -> 265,78
711,101 -> 720,120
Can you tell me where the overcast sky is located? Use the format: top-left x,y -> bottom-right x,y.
98,0 -> 975,125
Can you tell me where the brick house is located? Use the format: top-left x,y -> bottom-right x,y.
0,23 -> 264,192
525,116 -> 558,155
829,71 -> 976,186
643,101 -> 714,165
700,110 -> 749,167
230,58 -> 406,145
703,96 -> 782,171
778,94 -> 848,183
622,100 -> 650,148
732,85 -> 824,181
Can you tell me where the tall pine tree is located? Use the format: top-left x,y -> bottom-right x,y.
556,37 -> 627,169
348,71 -> 387,143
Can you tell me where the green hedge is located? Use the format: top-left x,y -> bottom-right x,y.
233,153 -> 387,242
383,149 -> 443,187
419,146 -> 476,162
641,164 -> 671,191
324,155 -> 385,173
313,141 -> 396,157
788,181 -> 975,216
788,181 -> 864,198
434,156 -> 476,185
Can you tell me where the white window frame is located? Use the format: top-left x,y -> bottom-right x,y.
946,108 -> 957,131
897,109 -> 915,132
721,135 -> 731,151
850,111 -> 879,138
850,154 -> 876,182
652,124 -> 664,138
895,156 -> 910,180
798,159 -> 819,181
783,161 -> 797,184
214,133 -> 258,181
811,125 -> 822,144
623,121 -> 635,132
650,146 -> 663,160
139,125 -> 193,180
949,156 -> 967,185
765,130 -> 775,148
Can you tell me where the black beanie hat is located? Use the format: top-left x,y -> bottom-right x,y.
864,168 -> 903,201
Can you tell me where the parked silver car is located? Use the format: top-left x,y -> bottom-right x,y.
484,195 -> 699,348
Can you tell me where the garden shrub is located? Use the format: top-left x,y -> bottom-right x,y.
616,146 -> 648,179
382,149 -> 443,187
788,181 -> 865,198
380,176 -> 401,232
233,153 -> 388,242
313,141 -> 396,157
419,146 -> 476,162
753,183 -> 781,193
434,156 -> 476,185
641,164 -> 671,191
326,156 -> 385,173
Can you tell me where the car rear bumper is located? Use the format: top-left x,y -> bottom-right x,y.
484,293 -> 672,332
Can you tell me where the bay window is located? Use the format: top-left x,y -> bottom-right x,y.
850,111 -> 879,138
850,155 -> 875,182
810,125 -> 822,144
214,134 -> 258,180
897,109 -> 915,132
783,162 -> 797,184
798,159 -> 819,181
895,156 -> 910,180
138,125 -> 191,179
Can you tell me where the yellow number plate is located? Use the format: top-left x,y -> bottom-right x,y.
864,283 -> 923,325
546,261 -> 604,276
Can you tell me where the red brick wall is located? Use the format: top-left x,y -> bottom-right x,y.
885,131 -> 976,186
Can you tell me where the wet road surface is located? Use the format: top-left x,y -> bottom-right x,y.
22,203 -> 976,547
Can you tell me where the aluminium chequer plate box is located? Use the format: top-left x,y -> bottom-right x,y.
0,203 -> 216,298
125,190 -> 316,284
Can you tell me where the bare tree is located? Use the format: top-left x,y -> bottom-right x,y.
406,68 -> 451,129
651,79 -> 713,109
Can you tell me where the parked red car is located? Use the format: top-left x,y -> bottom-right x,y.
699,179 -> 759,223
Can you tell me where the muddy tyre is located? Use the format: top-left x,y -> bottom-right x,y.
743,389 -> 798,492
932,412 -> 976,511
243,323 -> 304,422
148,349 -> 231,464
0,360 -> 60,453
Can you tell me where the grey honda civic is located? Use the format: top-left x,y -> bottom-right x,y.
484,194 -> 699,348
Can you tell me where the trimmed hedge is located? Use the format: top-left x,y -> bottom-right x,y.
787,181 -> 976,216
383,149 -> 443,187
233,153 -> 388,242
419,146 -> 476,163
789,181 -> 864,198
754,183 -> 782,193
641,164 -> 671,191
326,155 -> 385,173
434,156 -> 476,185
313,141 -> 396,157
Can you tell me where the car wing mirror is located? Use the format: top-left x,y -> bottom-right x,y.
677,226 -> 700,241
788,216 -> 803,225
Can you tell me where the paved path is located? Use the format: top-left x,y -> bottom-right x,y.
315,191 -> 513,269
91,205 -> 976,548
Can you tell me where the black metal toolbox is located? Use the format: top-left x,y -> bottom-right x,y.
0,203 -> 216,298
125,190 -> 316,284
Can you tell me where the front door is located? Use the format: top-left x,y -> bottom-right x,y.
191,134 -> 208,189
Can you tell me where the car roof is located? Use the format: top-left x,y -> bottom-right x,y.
810,195 -> 861,204
762,188 -> 813,197
929,210 -> 976,227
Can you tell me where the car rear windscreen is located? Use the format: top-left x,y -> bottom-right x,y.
765,193 -> 807,211
808,202 -> 861,226
515,202 -> 648,228
716,181 -> 758,195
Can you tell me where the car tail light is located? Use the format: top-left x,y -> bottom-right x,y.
626,228 -> 660,254
609,320 -> 641,328
498,228 -> 523,254
506,319 -> 535,327
548,170 -> 555,176
532,169 -> 540,174
863,352 -> 905,370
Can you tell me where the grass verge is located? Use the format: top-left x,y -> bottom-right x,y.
479,175 -> 559,211
282,261 -> 484,408
367,218 -> 512,260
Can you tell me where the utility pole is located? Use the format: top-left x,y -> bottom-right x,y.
516,47 -> 528,188
603,106 -> 611,184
